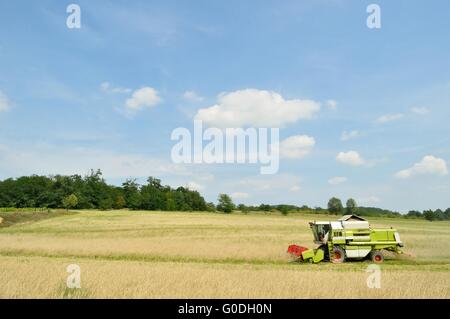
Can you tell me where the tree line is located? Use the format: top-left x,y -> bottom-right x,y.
0,170 -> 211,212
325,196 -> 450,221
222,195 -> 450,221
0,171 -> 448,221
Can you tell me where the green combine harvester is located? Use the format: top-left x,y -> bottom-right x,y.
287,215 -> 404,263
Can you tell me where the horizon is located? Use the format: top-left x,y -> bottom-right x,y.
1,169 -> 447,214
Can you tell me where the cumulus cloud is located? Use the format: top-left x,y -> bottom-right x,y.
328,176 -> 347,185
411,107 -> 430,115
125,87 -> 161,111
100,82 -> 131,94
0,91 -> 11,112
341,130 -> 361,141
231,192 -> 249,199
395,155 -> 448,179
289,185 -> 301,192
280,135 -> 315,159
183,90 -> 204,103
326,99 -> 337,110
336,151 -> 365,166
376,113 -> 404,124
194,89 -> 320,128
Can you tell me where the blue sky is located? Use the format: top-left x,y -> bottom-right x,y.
0,0 -> 449,212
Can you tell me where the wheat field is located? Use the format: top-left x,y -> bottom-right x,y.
0,210 -> 449,298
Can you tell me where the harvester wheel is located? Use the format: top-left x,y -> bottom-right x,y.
371,250 -> 384,264
331,246 -> 345,263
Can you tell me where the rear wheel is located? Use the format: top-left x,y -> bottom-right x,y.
331,246 -> 345,263
371,250 -> 384,264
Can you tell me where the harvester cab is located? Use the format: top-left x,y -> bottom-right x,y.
310,222 -> 331,244
288,215 -> 403,264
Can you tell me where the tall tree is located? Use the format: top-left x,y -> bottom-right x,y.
345,198 -> 358,215
328,197 -> 343,215
122,179 -> 140,208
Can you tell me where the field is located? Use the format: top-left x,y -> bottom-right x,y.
0,210 -> 449,298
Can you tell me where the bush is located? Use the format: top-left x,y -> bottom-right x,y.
62,194 -> 78,210
217,194 -> 235,213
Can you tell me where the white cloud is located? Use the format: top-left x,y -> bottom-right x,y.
194,89 -> 320,128
340,130 -> 361,141
289,185 -> 301,192
326,99 -> 337,110
280,135 -> 315,159
187,181 -> 204,191
410,107 -> 430,115
328,176 -> 347,185
0,91 -> 11,112
395,155 -> 448,179
336,151 -> 365,166
231,192 -> 249,199
357,196 -> 380,205
125,87 -> 162,111
376,113 -> 404,124
100,82 -> 131,94
183,90 -> 204,103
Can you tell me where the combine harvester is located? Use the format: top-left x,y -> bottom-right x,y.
288,215 -> 404,263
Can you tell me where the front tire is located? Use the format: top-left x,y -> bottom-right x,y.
371,250 -> 384,264
331,246 -> 345,263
